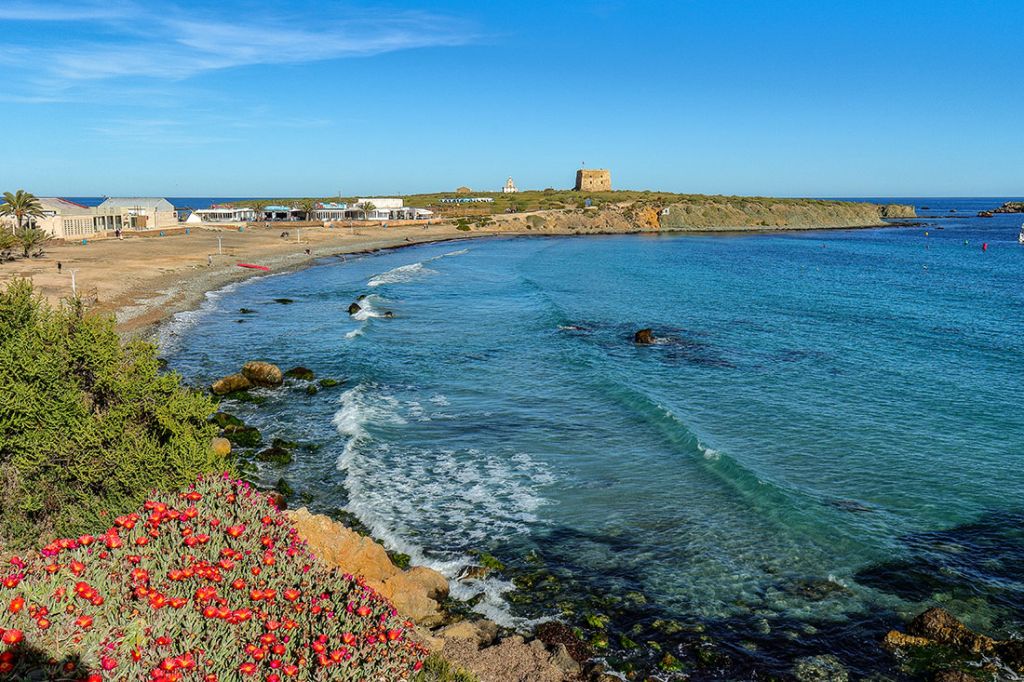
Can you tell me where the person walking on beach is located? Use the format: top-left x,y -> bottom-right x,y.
207,254 -> 212,267
57,261 -> 62,273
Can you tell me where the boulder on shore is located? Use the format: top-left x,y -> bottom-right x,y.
242,361 -> 283,387
634,328 -> 655,345
211,373 -> 252,395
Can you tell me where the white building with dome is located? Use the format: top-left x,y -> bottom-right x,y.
502,177 -> 519,193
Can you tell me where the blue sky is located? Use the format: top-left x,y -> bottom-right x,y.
0,0 -> 1021,197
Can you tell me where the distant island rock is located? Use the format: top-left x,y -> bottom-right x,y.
991,201 -> 1024,214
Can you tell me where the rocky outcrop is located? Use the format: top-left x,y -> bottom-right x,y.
287,508 -> 449,626
882,607 -> 1023,678
487,197 -> 915,235
879,204 -> 917,219
906,608 -> 994,654
347,302 -> 361,316
440,633 -> 582,682
992,201 -> 1024,214
658,198 -> 915,230
242,361 -> 283,387
211,373 -> 251,395
634,328 -> 655,345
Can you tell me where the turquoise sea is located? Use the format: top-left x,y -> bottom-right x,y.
165,199 -> 1024,679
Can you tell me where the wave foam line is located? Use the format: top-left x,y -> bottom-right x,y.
366,247 -> 469,288
332,382 -> 550,627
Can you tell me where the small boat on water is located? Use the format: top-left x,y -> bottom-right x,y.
1018,224 -> 1024,244
237,263 -> 270,271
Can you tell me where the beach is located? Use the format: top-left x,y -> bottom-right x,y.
2,222 -> 489,337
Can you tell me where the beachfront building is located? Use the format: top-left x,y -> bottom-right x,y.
264,205 -> 301,221
502,177 -> 519,193
186,207 -> 257,224
15,196 -> 179,240
314,202 -> 349,221
97,198 -> 180,231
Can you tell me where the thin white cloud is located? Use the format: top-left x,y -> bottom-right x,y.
0,1 -> 136,21
2,3 -> 475,89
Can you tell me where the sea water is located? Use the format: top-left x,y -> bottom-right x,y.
165,198 -> 1024,677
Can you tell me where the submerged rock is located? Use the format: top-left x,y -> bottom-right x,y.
211,411 -> 244,429
255,446 -> 293,465
284,366 -> 315,381
222,425 -> 262,448
242,361 -> 283,387
634,328 -> 655,345
211,373 -> 252,395
792,654 -> 849,682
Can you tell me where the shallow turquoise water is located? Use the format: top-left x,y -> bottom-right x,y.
166,199 -> 1024,677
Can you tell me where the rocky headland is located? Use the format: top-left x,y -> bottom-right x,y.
484,197 -> 915,235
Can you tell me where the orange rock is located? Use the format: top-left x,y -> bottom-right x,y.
287,508 -> 449,625
881,629 -> 933,651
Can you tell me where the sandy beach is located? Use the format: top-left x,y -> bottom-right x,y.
0,222 -> 493,338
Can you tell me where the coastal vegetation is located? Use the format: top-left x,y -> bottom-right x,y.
0,190 -> 52,262
0,279 -> 225,551
0,474 -> 426,680
0,190 -> 45,234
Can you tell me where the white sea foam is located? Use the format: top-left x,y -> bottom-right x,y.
157,281 -> 244,352
366,247 -> 468,287
367,262 -> 436,287
332,382 -> 551,626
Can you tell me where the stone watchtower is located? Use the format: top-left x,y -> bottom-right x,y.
575,169 -> 611,192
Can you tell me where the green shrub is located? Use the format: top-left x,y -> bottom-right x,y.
0,279 -> 226,551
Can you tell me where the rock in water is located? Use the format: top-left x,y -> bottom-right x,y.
284,366 -> 315,381
210,437 -> 232,457
792,654 -> 848,682
347,302 -> 361,316
908,608 -> 995,653
241,361 -> 283,387
634,328 -> 655,344
211,373 -> 252,395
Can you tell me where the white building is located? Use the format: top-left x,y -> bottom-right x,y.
502,177 -> 519,193
314,202 -> 348,221
186,207 -> 256,224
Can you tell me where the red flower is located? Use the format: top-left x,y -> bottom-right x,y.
1,628 -> 24,645
101,655 -> 118,671
75,615 -> 94,629
8,596 -> 25,613
227,525 -> 246,538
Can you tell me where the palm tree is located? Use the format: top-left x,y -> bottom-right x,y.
16,226 -> 51,257
0,190 -> 46,235
298,198 -> 317,222
358,201 -> 376,221
250,201 -> 268,223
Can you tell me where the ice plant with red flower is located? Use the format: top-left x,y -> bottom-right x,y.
0,475 -> 425,680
